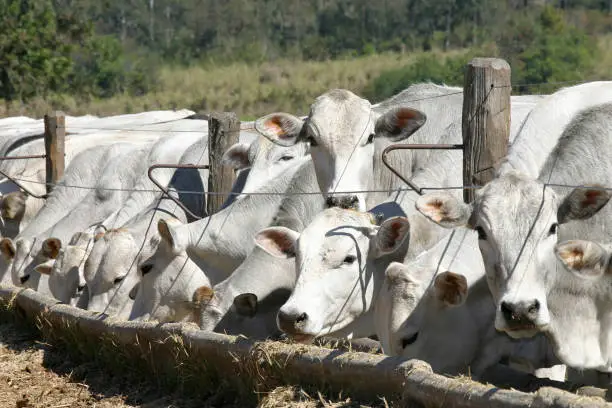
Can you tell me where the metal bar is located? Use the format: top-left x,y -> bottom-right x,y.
381,143 -> 463,196
0,154 -> 46,161
0,154 -> 48,198
0,168 -> 47,199
148,164 -> 210,220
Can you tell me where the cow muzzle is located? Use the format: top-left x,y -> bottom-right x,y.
499,300 -> 544,335
277,309 -> 314,342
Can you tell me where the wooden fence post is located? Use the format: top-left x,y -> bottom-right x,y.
44,111 -> 66,196
207,112 -> 240,214
462,58 -> 511,203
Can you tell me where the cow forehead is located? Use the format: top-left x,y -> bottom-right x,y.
298,208 -> 374,256
310,92 -> 373,141
474,174 -> 557,231
302,208 -> 374,235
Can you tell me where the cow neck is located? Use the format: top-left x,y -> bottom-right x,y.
184,158 -> 309,272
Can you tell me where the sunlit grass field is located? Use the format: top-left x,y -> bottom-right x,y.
3,34 -> 611,120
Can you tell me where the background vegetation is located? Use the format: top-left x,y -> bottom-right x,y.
0,0 -> 611,119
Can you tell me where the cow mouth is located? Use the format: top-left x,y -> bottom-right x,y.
502,323 -> 548,338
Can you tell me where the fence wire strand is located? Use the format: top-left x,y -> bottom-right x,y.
1,74 -> 607,323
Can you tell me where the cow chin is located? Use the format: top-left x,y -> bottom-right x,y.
502,327 -> 542,339
495,313 -> 548,339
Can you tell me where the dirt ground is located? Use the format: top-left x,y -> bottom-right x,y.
0,320 -> 374,408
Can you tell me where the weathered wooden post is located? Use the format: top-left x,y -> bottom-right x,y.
207,112 -> 240,214
462,58 -> 511,203
44,111 -> 66,196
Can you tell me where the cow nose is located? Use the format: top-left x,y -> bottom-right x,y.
501,300 -> 540,325
326,195 -> 359,210
277,310 -> 309,335
19,275 -> 29,285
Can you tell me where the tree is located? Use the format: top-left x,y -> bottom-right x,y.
498,6 -> 597,92
0,0 -> 74,102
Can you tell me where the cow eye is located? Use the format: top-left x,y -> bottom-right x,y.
343,255 -> 357,265
366,133 -> 375,144
401,332 -> 419,348
279,155 -> 294,162
307,136 -> 318,147
140,264 -> 153,275
549,223 -> 559,235
475,226 -> 487,240
113,276 -> 124,284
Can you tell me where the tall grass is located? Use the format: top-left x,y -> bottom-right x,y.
2,36 -> 611,120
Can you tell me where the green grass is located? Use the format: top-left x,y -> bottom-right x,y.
2,36 -> 612,120
0,51 -> 423,119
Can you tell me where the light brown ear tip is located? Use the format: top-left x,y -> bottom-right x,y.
193,286 -> 214,304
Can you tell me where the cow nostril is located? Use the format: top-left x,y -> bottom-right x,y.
19,275 -> 29,285
296,312 -> 308,324
500,301 -> 514,320
528,300 -> 540,315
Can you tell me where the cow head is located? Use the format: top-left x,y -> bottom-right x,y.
222,130 -> 310,199
376,262 -> 475,374
254,90 -> 426,211
84,228 -> 147,318
256,209 -> 410,342
416,172 -> 610,338
39,232 -> 92,306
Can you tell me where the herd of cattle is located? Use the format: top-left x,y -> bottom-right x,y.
2,81 -> 612,388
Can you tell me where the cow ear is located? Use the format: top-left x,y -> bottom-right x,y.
557,185 -> 611,224
42,238 -> 61,259
254,113 -> 303,147
373,217 -> 410,258
434,271 -> 468,307
222,142 -> 251,170
416,192 -> 472,228
1,191 -> 26,219
555,240 -> 610,280
0,238 -> 15,260
375,107 -> 427,142
255,227 -> 299,259
158,218 -> 188,253
34,259 -> 55,275
234,293 -> 258,318
192,286 -> 215,307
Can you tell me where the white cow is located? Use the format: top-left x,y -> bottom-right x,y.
0,127 -> 162,238
193,160 -> 325,338
1,142 -> 154,295
38,133 -> 204,305
0,142 -> 144,288
375,228 -> 562,379
254,84 -> 545,211
129,154 -> 313,323
553,239 -> 612,373
415,101 -> 612,372
84,168 -> 249,319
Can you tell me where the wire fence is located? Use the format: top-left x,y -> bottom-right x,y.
1,75 -> 610,325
